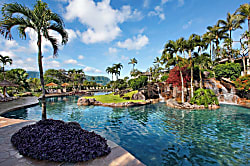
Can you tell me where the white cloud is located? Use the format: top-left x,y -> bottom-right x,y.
64,59 -> 78,64
83,66 -> 102,73
148,6 -> 165,21
162,0 -> 184,7
121,55 -> 129,61
4,40 -> 18,48
64,0 -> 142,44
182,20 -> 192,29
44,60 -> 61,68
0,50 -> 17,59
143,0 -> 150,8
66,29 -> 78,43
117,34 -> 149,50
78,55 -> 85,60
108,47 -> 118,54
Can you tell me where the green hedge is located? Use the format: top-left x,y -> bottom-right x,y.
214,63 -> 241,81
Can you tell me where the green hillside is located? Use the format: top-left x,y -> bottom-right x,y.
26,71 -> 110,85
85,75 -> 110,85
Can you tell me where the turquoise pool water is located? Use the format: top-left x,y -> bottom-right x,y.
2,96 -> 250,165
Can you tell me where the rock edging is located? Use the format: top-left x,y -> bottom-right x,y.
166,99 -> 220,110
77,97 -> 160,107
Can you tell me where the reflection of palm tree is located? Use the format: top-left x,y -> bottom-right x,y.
0,1 -> 68,120
0,55 -> 12,80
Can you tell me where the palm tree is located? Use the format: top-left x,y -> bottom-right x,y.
176,37 -> 186,58
164,40 -> 186,103
128,58 -> 138,71
0,55 -> 12,80
218,12 -> 243,56
207,25 -> 228,59
185,34 -> 196,98
203,32 -> 214,60
0,0 -> 68,120
106,66 -> 115,81
193,53 -> 211,89
113,63 -> 123,80
235,3 -> 250,64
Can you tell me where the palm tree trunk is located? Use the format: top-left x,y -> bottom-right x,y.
210,41 -> 212,60
248,18 -> 250,74
180,68 -> 184,103
133,64 -> 135,71
189,50 -> 193,98
38,33 -> 46,120
243,56 -> 247,76
199,65 -> 202,89
2,65 -> 5,80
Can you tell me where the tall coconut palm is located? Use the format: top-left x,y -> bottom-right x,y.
185,34 -> 197,98
113,63 -> 123,80
207,25 -> 228,59
164,40 -> 185,103
193,53 -> 211,89
235,3 -> 250,65
176,37 -> 186,58
218,12 -> 243,55
106,66 -> 115,81
202,32 -> 214,60
128,58 -> 138,71
0,55 -> 12,80
0,1 -> 68,120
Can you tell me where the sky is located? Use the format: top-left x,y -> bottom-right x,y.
0,0 -> 249,80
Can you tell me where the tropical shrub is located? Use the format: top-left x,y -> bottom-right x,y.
128,76 -> 148,90
112,79 -> 127,90
214,63 -> 241,81
190,88 -> 219,108
160,75 -> 169,82
234,75 -> 250,99
11,119 -> 111,162
166,66 -> 190,87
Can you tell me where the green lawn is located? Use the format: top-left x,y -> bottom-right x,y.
83,93 -> 144,103
122,90 -> 138,99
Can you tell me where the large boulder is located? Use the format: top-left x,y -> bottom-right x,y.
143,83 -> 159,99
132,92 -> 146,100
77,98 -> 90,106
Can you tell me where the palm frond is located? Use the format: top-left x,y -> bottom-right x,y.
48,24 -> 68,44
47,35 -> 59,57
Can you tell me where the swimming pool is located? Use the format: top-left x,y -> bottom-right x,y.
2,96 -> 250,165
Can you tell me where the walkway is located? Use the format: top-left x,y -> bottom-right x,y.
0,96 -> 39,115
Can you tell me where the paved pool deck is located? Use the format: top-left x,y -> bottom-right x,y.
0,97 -> 145,166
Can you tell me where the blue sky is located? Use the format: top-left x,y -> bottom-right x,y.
0,0 -> 248,79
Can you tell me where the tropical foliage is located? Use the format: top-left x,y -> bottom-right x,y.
214,63 -> 241,81
128,76 -> 148,90
234,75 -> 250,92
190,89 -> 219,108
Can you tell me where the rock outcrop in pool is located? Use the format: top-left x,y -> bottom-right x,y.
77,97 -> 160,107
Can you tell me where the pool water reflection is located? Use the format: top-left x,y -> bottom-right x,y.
2,96 -> 250,165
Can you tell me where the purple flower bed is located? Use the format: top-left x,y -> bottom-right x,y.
11,119 -> 111,162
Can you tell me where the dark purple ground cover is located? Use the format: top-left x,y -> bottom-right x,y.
11,119 -> 111,162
